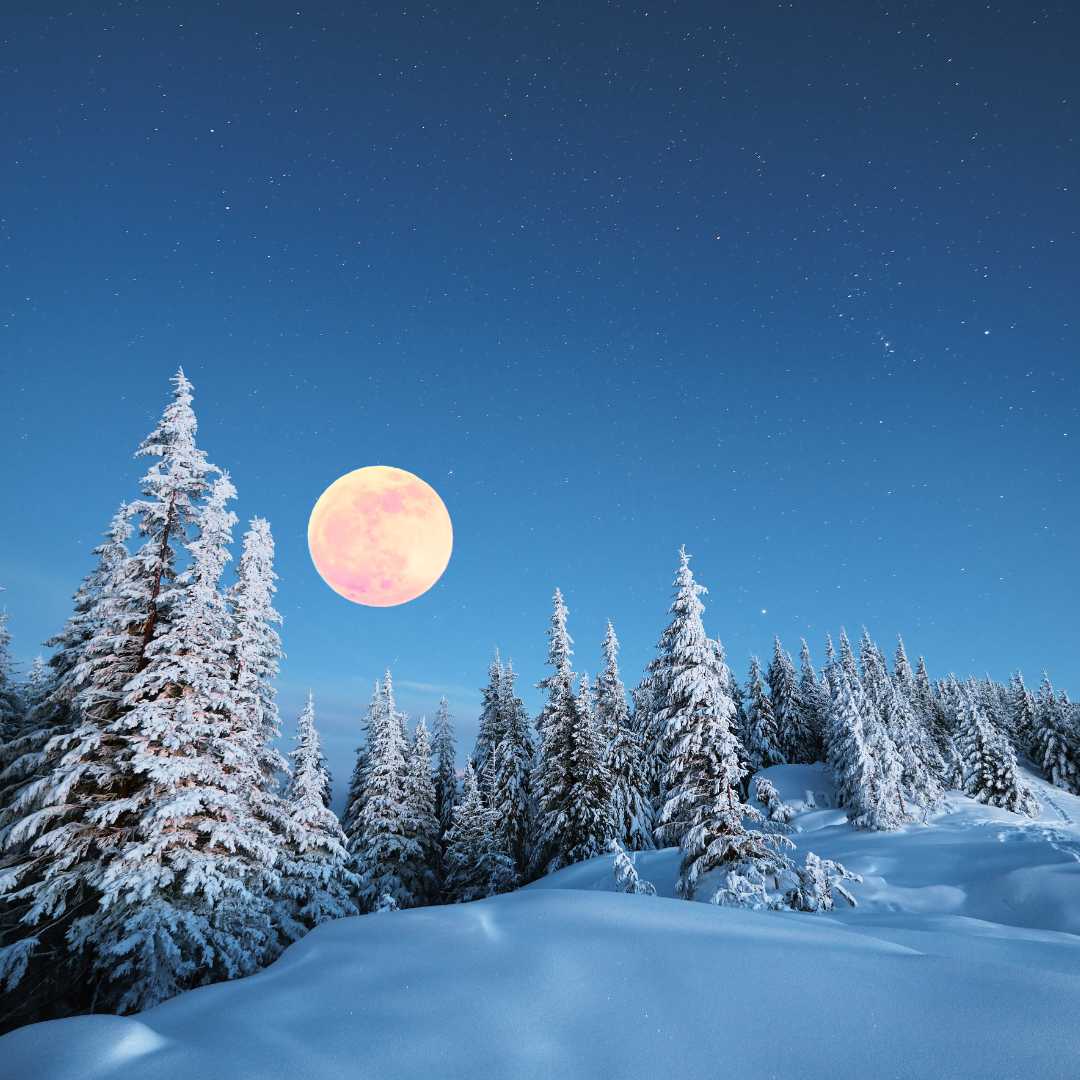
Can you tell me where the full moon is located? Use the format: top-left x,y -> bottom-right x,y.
308,465 -> 453,607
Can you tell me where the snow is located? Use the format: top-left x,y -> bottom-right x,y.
5,763 -> 1080,1079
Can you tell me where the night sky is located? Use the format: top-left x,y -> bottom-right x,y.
1,4 -> 1077,799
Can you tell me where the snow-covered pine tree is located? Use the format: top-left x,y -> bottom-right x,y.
609,839 -> 656,895
650,548 -> 780,899
1008,673 -> 1038,758
20,658 -> 49,724
442,763 -> 514,902
893,636 -> 916,699
401,718 -> 441,905
65,472 -> 284,1013
432,697 -> 458,836
278,693 -> 359,938
785,852 -> 861,912
490,660 -> 534,880
1032,675 -> 1080,795
0,373 -> 229,1017
340,682 -> 380,855
0,511 -> 135,1027
824,665 -> 907,831
472,651 -> 505,790
351,673 -> 425,911
595,621 -> 631,743
754,776 -> 794,825
913,656 -> 935,720
0,603 -> 23,750
31,505 -> 133,745
229,517 -> 290,795
744,655 -> 785,771
860,630 -> 943,812
837,629 -> 859,684
767,638 -> 810,764
956,685 -> 1039,815
797,639 -> 828,763
536,673 -> 614,874
533,589 -> 580,872
605,713 -> 655,853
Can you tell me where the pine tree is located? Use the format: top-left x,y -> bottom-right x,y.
278,693 -> 359,938
0,372 -> 233,1016
1033,675 -> 1080,795
861,630 -> 943,812
956,686 -> 1039,815
490,661 -> 534,880
609,840 -> 656,896
229,518 -> 289,792
350,673 -> 424,911
341,682 -> 380,851
68,472 -> 284,1013
893,636 -> 916,699
1008,673 -> 1038,759
432,697 -> 458,836
401,718 -> 441,905
473,651 -> 505,789
785,852 -> 861,912
837,629 -> 859,684
0,603 -> 23,749
534,616 -> 614,875
649,548 -> 776,899
767,638 -> 809,763
605,717 -> 655,852
442,763 -> 514,902
745,655 -> 785,771
797,639 -> 828,762
825,665 -> 907,831
595,621 -> 631,743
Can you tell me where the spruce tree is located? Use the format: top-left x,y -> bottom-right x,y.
605,717 -> 655,852
0,372 -> 230,1016
279,693 -> 359,937
767,638 -> 809,763
825,666 -> 907,831
1008,673 -> 1038,759
893,636 -> 916,699
956,686 -> 1039,815
340,683 -> 380,854
861,630 -> 943,812
0,604 -> 23,749
745,655 -> 785,771
350,674 -> 423,910
229,517 -> 290,799
69,472 -> 283,1013
797,639 -> 828,762
649,548 -> 775,899
401,718 -> 441,905
1033,675 -> 1080,794
442,763 -> 514,902
432,697 -> 458,835
490,661 -> 534,880
533,603 -> 615,874
473,651 -> 505,789
595,621 -> 631,743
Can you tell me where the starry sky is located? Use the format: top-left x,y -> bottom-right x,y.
1,3 -> 1077,800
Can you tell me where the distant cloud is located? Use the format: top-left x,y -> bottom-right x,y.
395,679 -> 480,702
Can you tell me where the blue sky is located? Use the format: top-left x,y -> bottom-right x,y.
1,3 -> 1077,798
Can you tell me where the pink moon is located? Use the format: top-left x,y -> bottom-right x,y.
307,465 -> 453,607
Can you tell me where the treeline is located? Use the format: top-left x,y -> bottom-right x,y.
2,371 -> 1079,1032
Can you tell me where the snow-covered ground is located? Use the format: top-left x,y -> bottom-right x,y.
5,764 -> 1080,1080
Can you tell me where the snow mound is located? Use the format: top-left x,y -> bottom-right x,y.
4,764 -> 1080,1080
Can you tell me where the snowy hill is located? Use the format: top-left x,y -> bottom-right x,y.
4,764 -> 1080,1080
